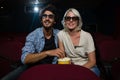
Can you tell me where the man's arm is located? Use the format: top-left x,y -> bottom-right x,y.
24,49 -> 65,64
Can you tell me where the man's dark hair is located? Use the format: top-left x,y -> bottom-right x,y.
39,4 -> 58,22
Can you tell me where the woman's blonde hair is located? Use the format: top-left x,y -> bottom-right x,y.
61,8 -> 83,31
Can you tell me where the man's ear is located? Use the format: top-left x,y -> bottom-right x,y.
54,22 -> 56,24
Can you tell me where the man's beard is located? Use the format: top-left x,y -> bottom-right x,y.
44,26 -> 52,31
43,20 -> 53,30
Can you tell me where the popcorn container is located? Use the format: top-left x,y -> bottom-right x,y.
58,57 -> 71,64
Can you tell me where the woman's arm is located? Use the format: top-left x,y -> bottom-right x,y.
83,51 -> 96,69
58,39 -> 64,51
58,39 -> 66,57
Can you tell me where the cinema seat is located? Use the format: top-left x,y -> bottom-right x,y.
98,40 -> 120,80
111,61 -> 120,80
0,32 -> 27,78
17,64 -> 100,80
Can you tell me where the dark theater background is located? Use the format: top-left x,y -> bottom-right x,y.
0,0 -> 120,80
0,0 -> 119,34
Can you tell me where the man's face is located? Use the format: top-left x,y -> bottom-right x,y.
41,10 -> 55,29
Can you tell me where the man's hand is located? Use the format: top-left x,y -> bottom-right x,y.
45,48 -> 65,58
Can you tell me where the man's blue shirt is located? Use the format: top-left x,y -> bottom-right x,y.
21,27 -> 59,64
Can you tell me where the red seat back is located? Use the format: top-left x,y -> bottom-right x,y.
18,64 -> 100,80
98,40 -> 120,62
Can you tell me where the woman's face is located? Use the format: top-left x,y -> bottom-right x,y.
64,11 -> 79,31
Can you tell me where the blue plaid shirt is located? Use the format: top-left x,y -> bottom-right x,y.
21,27 -> 59,64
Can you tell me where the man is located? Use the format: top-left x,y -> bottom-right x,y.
1,5 -> 65,80
21,4 -> 65,65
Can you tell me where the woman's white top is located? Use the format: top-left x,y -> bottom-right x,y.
57,29 -> 95,66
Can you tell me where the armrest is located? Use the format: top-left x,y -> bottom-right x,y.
0,55 -> 22,69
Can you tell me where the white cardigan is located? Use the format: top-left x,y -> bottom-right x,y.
57,29 -> 95,66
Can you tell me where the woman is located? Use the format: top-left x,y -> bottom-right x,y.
57,8 -> 100,76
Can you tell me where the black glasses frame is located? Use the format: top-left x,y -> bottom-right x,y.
64,16 -> 79,21
42,14 -> 55,19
